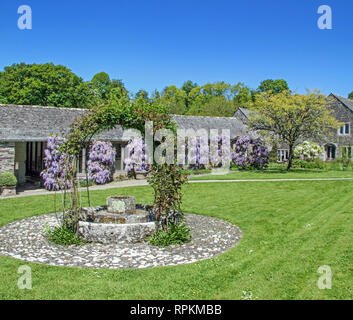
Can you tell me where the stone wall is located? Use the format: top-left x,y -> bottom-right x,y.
0,142 -> 15,174
325,97 -> 353,158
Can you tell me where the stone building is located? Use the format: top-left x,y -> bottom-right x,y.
234,93 -> 353,162
1,93 -> 352,187
0,104 -> 246,185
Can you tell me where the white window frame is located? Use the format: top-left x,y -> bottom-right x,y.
338,123 -> 350,136
277,149 -> 289,162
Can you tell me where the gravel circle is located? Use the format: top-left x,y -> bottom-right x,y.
0,213 -> 242,269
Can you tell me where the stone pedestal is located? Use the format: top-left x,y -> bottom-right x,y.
78,221 -> 157,244
78,195 -> 156,244
107,196 -> 136,215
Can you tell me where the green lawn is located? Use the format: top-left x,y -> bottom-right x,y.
1,180 -> 353,300
190,168 -> 353,180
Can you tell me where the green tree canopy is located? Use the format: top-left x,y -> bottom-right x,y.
158,86 -> 187,114
186,82 -> 251,116
181,80 -> 198,96
349,92 -> 353,100
257,79 -> 289,94
248,91 -> 339,170
89,73 -> 129,105
0,63 -> 91,108
135,89 -> 149,101
90,72 -> 111,100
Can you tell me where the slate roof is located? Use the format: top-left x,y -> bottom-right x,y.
0,104 -> 125,142
330,94 -> 353,113
237,107 -> 255,119
172,114 -> 247,137
0,104 -> 247,142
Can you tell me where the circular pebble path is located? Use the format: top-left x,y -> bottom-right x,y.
0,213 -> 242,269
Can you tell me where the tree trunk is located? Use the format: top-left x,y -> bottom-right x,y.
287,144 -> 294,171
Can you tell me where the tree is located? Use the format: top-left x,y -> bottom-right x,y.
349,92 -> 353,100
158,86 -> 187,114
232,83 -> 252,109
90,72 -> 111,100
248,91 -> 339,170
181,80 -> 198,96
188,96 -> 235,117
186,82 -> 249,116
89,74 -> 129,105
181,80 -> 198,111
258,79 -> 289,94
0,63 -> 92,108
135,90 -> 149,101
109,79 -> 129,101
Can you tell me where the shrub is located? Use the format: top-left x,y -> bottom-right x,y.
294,141 -> 324,160
0,172 -> 17,187
328,158 -> 353,171
45,224 -> 84,246
292,159 -> 327,170
149,223 -> 191,247
79,180 -> 96,188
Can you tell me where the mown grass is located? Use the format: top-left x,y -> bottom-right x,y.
190,167 -> 353,180
1,180 -> 353,300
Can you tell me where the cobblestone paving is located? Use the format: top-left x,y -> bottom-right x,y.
0,214 -> 242,269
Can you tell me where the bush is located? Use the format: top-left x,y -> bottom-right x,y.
149,223 -> 191,247
327,159 -> 353,171
45,224 -> 84,246
79,180 -> 96,188
292,159 -> 327,170
294,141 -> 324,161
0,172 -> 17,187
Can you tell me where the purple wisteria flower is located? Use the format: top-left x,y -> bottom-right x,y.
41,136 -> 71,191
87,141 -> 116,184
124,137 -> 148,174
231,136 -> 269,169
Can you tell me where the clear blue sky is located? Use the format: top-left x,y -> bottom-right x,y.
0,0 -> 352,96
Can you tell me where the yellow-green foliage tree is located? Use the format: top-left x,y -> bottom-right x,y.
248,91 -> 339,170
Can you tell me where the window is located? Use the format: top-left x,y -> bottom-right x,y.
339,123 -> 350,135
277,149 -> 289,162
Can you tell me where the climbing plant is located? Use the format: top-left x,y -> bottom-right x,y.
147,164 -> 187,231
55,97 -> 186,233
87,141 -> 116,184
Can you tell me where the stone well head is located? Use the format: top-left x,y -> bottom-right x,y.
107,195 -> 136,215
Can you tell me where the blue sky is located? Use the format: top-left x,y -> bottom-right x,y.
0,0 -> 352,96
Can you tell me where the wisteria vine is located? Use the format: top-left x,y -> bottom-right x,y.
87,141 -> 116,184
41,138 -> 116,189
40,136 -> 72,191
